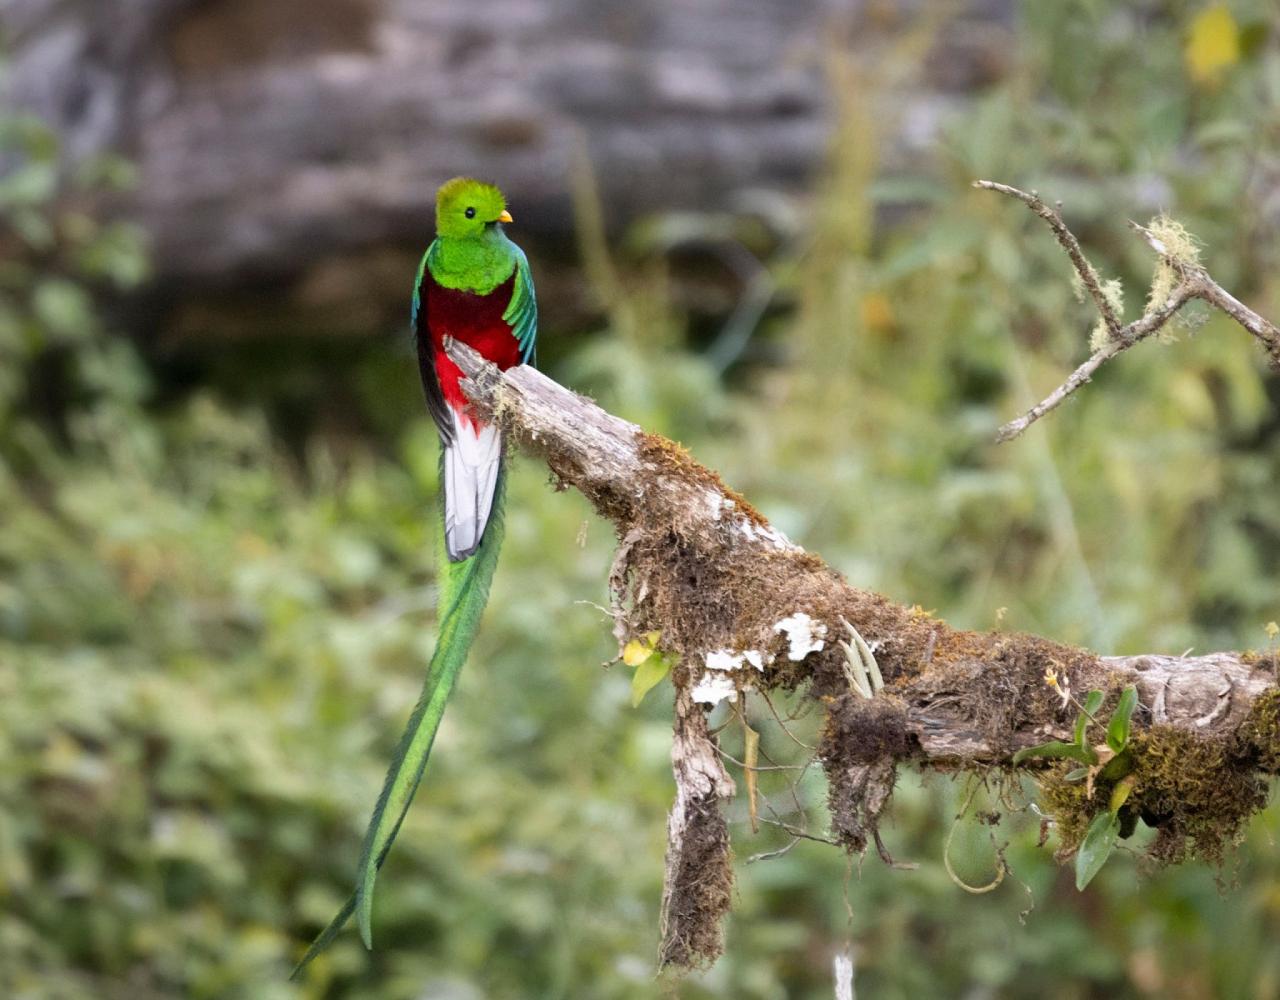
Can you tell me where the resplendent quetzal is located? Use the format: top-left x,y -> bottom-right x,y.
294,178 -> 536,975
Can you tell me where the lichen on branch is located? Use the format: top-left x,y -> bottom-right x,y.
973,180 -> 1280,442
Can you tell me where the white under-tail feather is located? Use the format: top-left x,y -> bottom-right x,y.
443,410 -> 502,561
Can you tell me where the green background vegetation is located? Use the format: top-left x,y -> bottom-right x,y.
3,3 -> 1280,997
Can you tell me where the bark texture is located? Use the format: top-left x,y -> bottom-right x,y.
450,338 -> 1272,749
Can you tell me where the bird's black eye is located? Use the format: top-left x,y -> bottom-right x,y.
464,206 -> 476,219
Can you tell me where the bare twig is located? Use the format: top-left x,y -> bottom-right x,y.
757,690 -> 818,751
713,746 -> 810,772
976,181 -> 1280,442
974,180 -> 1121,337
992,285 -> 1194,443
746,837 -> 802,864
756,814 -> 841,848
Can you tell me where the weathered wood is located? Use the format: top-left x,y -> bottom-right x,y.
450,338 -> 1274,758
658,686 -> 735,969
449,338 -> 1280,968
910,652 -> 1274,760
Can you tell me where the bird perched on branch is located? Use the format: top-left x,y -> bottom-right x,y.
294,178 -> 536,975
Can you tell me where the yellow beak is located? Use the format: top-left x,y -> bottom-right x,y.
498,210 -> 513,223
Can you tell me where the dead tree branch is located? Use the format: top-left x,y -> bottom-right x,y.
974,180 -> 1123,338
974,180 -> 1280,442
448,337 -> 1280,969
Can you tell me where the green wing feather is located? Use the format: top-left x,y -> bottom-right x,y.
503,245 -> 538,364
292,467 -> 506,978
410,242 -> 437,330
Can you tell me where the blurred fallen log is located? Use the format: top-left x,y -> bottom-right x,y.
4,0 -> 1015,340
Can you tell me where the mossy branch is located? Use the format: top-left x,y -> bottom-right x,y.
974,180 -> 1280,443
447,338 -> 1280,970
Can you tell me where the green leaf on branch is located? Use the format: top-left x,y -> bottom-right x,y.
1106,686 -> 1138,752
624,631 -> 676,707
631,650 -> 675,707
1075,689 -> 1104,745
622,633 -> 657,667
1076,811 -> 1121,890
1109,775 -> 1137,814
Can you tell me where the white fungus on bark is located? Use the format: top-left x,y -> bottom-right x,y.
693,649 -> 768,705
774,613 -> 828,660
691,673 -> 739,706
704,649 -> 766,672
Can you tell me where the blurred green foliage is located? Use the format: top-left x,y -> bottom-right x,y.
4,3 -> 1280,998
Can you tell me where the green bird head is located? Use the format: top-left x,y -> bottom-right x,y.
435,177 -> 512,238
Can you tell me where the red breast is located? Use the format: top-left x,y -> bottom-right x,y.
426,271 -> 521,418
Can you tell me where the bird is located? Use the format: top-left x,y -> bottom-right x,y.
293,177 -> 536,976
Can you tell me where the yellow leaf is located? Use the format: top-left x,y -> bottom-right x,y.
622,638 -> 653,667
1185,5 -> 1239,86
858,291 -> 896,336
1109,775 -> 1137,814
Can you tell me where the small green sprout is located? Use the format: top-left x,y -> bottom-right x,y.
1013,678 -> 1141,889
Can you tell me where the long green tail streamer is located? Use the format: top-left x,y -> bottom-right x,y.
291,466 -> 507,978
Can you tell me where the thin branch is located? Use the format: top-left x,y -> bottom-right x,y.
974,179 -> 1121,337
976,181 -> 1280,442
746,837 -> 802,864
756,690 -> 817,751
756,815 -> 841,848
713,746 -> 810,772
994,281 -> 1198,443
1196,280 -> 1280,360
